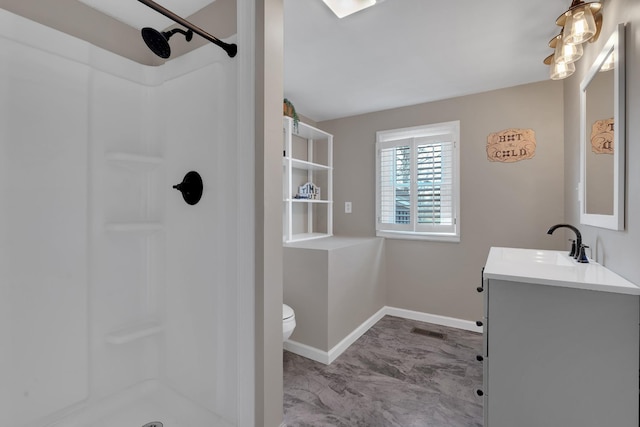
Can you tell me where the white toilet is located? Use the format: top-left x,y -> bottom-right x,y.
283,304 -> 296,342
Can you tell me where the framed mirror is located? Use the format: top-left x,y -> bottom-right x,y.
580,23 -> 625,230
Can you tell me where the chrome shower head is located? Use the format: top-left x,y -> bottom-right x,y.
141,27 -> 193,59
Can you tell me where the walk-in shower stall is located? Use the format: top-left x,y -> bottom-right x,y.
0,7 -> 252,427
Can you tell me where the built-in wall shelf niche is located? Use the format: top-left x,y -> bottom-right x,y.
103,150 -> 164,225
105,319 -> 163,345
105,151 -> 163,167
283,116 -> 333,243
105,222 -> 164,234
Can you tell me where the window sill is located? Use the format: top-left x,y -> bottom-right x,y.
376,230 -> 460,243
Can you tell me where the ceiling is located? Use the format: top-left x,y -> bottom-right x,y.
283,0 -> 572,122
78,0 -> 215,30
0,0 -> 234,65
2,0 -> 573,121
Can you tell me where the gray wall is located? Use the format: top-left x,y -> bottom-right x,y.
319,81 -> 566,321
564,0 -> 640,285
255,0 -> 284,425
284,237 -> 385,352
284,246 -> 330,350
327,238 -> 385,348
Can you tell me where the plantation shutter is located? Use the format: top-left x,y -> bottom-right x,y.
377,139 -> 413,231
376,122 -> 458,238
415,135 -> 456,234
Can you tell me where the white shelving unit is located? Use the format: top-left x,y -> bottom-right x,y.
283,116 -> 333,243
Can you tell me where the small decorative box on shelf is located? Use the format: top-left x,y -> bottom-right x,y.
296,182 -> 321,200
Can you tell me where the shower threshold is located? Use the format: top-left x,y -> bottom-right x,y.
50,380 -> 234,427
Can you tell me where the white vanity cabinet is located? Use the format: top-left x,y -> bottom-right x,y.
480,247 -> 640,427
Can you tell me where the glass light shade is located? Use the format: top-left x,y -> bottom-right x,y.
564,6 -> 597,45
554,33 -> 583,64
550,60 -> 575,80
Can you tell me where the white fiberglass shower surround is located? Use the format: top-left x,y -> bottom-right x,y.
0,7 -> 253,427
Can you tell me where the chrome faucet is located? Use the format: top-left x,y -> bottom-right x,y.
546,224 -> 589,263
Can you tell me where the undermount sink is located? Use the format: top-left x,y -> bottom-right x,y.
500,248 -> 576,267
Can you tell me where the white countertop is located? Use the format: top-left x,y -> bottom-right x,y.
484,247 -> 640,295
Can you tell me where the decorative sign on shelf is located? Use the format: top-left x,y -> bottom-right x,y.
590,118 -> 614,154
296,182 -> 321,200
486,128 -> 536,163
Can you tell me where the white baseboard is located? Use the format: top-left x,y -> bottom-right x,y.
284,306 -> 387,365
384,306 -> 483,333
284,306 -> 482,365
327,306 -> 387,364
283,339 -> 329,364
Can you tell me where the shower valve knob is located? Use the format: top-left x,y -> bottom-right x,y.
173,171 -> 203,205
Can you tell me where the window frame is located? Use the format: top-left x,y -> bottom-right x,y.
375,121 -> 460,242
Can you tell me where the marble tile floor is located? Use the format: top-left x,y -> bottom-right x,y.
283,315 -> 483,427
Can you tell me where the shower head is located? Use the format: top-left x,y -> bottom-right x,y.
137,0 -> 237,58
141,27 -> 193,59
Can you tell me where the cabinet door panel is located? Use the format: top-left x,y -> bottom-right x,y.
487,279 -> 638,427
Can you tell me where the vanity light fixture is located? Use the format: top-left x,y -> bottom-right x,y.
551,31 -> 583,65
322,0 -> 377,18
559,1 -> 600,45
545,54 -> 576,81
544,0 -> 602,80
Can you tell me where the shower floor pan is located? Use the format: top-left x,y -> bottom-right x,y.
51,380 -> 234,427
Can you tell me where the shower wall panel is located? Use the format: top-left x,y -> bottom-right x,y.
161,57 -> 239,425
89,69 -> 163,400
1,7 -> 243,427
0,35 -> 90,426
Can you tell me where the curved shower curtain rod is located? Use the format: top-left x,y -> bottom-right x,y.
137,0 -> 237,58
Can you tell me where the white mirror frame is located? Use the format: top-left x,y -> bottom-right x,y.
579,23 -> 626,230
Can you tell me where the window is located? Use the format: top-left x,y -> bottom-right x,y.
376,121 -> 460,242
